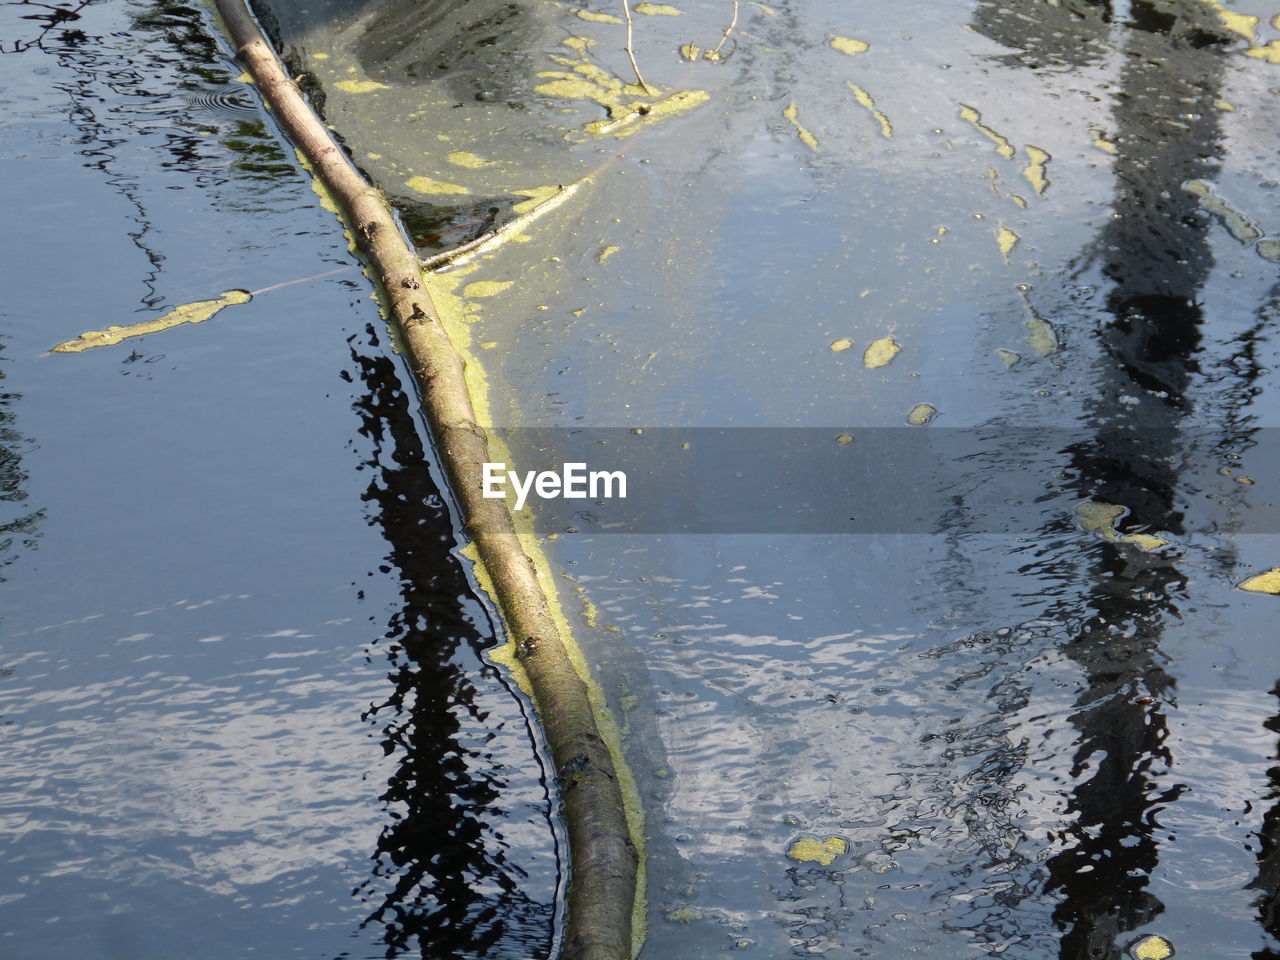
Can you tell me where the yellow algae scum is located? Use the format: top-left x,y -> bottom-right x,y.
52,290 -> 251,352
429,255 -> 649,955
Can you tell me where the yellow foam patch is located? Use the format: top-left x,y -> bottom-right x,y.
996,224 -> 1019,259
847,82 -> 893,138
52,291 -> 251,352
831,36 -> 869,55
959,104 -> 1014,159
1023,145 -> 1050,195
1246,41 -> 1280,63
634,1 -> 681,12
783,101 -> 819,151
463,280 -> 514,298
334,79 -> 389,93
406,175 -> 470,195
1130,935 -> 1174,960
447,151 -> 495,169
830,338 -> 853,352
576,8 -> 623,22
907,403 -> 937,425
1025,318 -> 1056,356
863,335 -> 899,368
787,836 -> 847,865
1090,129 -> 1118,155
1240,569 -> 1280,594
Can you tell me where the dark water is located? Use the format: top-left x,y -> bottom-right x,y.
0,1 -> 558,957
5,0 -> 1280,957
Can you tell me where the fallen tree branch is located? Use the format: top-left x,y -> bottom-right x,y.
209,1 -> 639,957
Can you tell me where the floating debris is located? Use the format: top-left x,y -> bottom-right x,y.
831,36 -> 869,55
847,82 -> 892,138
835,433 -> 854,445
52,290 -> 251,352
959,104 -> 1014,159
787,835 -> 847,865
599,245 -> 620,263
863,335 -> 899,368
783,101 -> 819,151
907,403 -> 937,425
830,338 -> 854,352
1239,569 -> 1280,594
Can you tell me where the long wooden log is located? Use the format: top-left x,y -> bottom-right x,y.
209,2 -> 639,956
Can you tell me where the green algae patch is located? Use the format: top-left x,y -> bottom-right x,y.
996,348 -> 1021,368
666,907 -> 702,923
575,7 -> 623,22
847,82 -> 892,138
831,36 -> 869,55
829,338 -> 854,352
1023,145 -> 1050,195
1129,934 -> 1175,960
634,1 -> 682,13
863,335 -> 899,368
463,280 -> 514,298
52,290 -> 251,352
907,403 -> 937,425
996,224 -> 1019,260
406,175 -> 471,195
447,151 -> 496,169
1025,317 -> 1056,356
1239,569 -> 1280,594
334,79 -> 389,93
787,836 -> 847,865
959,104 -> 1014,159
783,101 -> 819,151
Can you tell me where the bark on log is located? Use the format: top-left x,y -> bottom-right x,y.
209,2 -> 639,956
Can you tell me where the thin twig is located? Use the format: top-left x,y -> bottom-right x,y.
620,0 -> 656,96
708,0 -> 739,59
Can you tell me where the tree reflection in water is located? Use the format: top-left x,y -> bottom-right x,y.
971,1 -> 1274,956
345,323 -> 558,959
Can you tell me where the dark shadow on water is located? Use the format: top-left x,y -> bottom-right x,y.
343,322 -> 557,960
971,1 -> 1275,956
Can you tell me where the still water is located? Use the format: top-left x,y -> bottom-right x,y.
4,0 -> 1280,957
